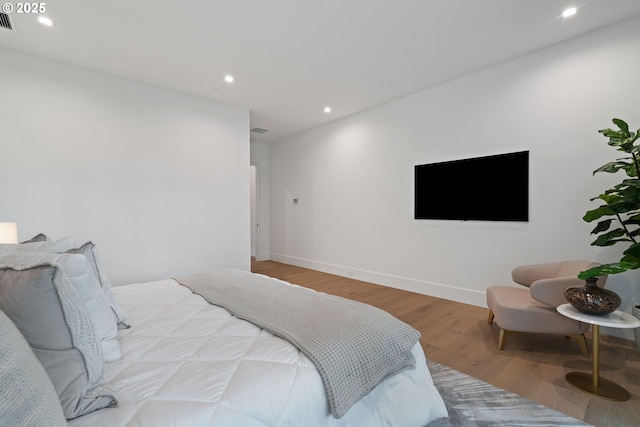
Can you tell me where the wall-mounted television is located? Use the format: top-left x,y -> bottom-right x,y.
414,150 -> 529,222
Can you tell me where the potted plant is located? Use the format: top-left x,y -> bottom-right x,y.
580,118 -> 640,279
576,118 -> 640,348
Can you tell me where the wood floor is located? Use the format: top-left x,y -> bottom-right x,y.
251,259 -> 640,427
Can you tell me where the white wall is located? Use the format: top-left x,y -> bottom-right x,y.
269,17 -> 640,339
0,48 -> 250,284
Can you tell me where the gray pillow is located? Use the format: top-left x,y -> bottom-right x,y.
0,308 -> 66,426
0,239 -> 130,331
20,233 -> 50,243
67,242 -> 130,330
0,251 -> 122,362
0,236 -> 76,253
0,253 -> 117,419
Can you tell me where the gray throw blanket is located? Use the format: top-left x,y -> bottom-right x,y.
174,268 -> 420,418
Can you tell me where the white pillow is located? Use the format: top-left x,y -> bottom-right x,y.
0,251 -> 118,419
67,242 -> 129,330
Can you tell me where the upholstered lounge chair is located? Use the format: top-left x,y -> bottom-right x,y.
486,261 -> 607,357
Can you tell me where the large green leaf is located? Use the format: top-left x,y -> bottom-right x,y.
578,261 -> 640,279
591,219 -> 612,234
598,193 -> 623,204
623,243 -> 640,258
613,118 -> 630,135
583,205 -> 615,222
591,228 -> 628,246
621,253 -> 640,263
594,161 -> 633,174
618,184 -> 640,198
608,201 -> 640,214
624,163 -> 639,177
600,128 -> 625,140
623,214 -> 640,226
627,228 -> 640,238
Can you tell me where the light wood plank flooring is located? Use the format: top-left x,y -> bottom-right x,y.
251,259 -> 640,427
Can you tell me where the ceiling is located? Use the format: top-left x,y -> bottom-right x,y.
2,1 -> 640,143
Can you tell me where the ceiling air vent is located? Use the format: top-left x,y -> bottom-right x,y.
0,13 -> 12,30
250,127 -> 269,134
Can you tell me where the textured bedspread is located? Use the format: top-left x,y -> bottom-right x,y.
175,268 -> 420,418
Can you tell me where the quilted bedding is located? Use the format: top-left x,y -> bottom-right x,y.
68,276 -> 447,427
176,269 -> 421,418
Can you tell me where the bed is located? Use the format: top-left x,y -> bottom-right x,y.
0,239 -> 448,427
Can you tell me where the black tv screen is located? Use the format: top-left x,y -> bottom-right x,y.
414,150 -> 529,221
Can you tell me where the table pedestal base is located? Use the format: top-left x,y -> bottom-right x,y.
566,372 -> 630,401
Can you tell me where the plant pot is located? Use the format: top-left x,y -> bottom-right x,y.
633,305 -> 640,352
564,277 -> 621,315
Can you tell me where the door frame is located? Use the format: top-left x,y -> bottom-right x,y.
250,162 -> 263,261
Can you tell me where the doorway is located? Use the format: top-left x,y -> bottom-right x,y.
250,163 -> 262,261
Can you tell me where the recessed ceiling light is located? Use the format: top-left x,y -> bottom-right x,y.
562,7 -> 577,18
323,106 -> 332,113
38,16 -> 54,27
224,75 -> 235,83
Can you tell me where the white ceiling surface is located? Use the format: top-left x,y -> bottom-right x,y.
2,1 -> 640,143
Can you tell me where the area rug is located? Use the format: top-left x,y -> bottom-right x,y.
426,360 -> 591,426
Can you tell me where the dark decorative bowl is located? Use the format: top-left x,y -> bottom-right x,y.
564,278 -> 621,315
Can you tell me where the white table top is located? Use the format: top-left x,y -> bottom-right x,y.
557,303 -> 640,328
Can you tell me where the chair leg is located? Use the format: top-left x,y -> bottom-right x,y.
487,309 -> 494,324
574,334 -> 590,358
498,328 -> 507,350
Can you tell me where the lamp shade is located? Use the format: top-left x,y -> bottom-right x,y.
0,222 -> 18,243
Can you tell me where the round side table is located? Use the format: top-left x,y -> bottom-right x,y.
557,303 -> 640,401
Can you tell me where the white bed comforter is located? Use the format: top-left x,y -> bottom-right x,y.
68,278 -> 447,427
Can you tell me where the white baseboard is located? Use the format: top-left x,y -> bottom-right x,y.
267,254 -> 635,341
271,253 -> 487,308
